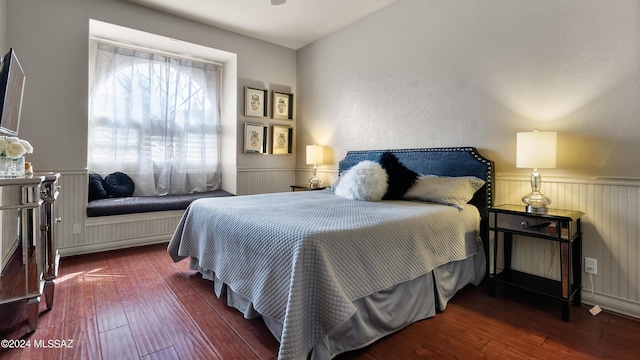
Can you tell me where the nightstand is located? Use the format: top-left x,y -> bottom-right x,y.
487,204 -> 584,321
290,184 -> 328,191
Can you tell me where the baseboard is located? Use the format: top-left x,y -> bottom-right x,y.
58,234 -> 170,257
581,289 -> 640,320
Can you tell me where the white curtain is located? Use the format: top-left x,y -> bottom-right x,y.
89,42 -> 221,196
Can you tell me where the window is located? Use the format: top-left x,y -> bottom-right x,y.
89,42 -> 221,196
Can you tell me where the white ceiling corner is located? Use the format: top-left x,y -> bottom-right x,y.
125,0 -> 398,50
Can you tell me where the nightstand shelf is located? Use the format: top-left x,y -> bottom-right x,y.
488,204 -> 584,322
492,269 -> 581,302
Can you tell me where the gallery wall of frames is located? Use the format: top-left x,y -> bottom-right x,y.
243,86 -> 294,155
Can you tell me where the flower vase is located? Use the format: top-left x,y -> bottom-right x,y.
6,156 -> 25,178
0,156 -> 10,178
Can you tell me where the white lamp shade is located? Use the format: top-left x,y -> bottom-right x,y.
306,145 -> 324,165
516,131 -> 557,169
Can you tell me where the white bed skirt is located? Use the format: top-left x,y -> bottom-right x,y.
191,245 -> 485,359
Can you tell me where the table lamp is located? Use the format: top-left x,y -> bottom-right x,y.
516,130 -> 557,213
306,145 -> 324,188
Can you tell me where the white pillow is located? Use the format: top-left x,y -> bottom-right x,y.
404,175 -> 485,209
335,160 -> 388,201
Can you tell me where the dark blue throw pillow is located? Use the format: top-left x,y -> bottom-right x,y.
379,152 -> 419,200
88,173 -> 109,201
103,172 -> 135,198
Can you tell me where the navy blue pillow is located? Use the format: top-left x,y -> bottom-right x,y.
379,152 -> 419,200
103,172 -> 135,198
88,173 -> 109,201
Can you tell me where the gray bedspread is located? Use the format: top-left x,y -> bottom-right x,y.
168,190 -> 481,360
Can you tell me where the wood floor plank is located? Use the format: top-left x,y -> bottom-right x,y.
187,271 -> 280,359
108,248 -> 177,357
4,242 -> 639,359
60,257 -> 97,327
88,255 -> 129,333
20,322 -> 64,360
99,325 -> 139,360
457,287 -> 620,359
597,327 -> 640,360
62,316 -> 101,360
150,284 -> 222,360
415,320 -> 489,358
140,346 -> 180,360
0,348 -> 23,360
117,285 -> 175,357
106,249 -> 163,291
143,245 -> 199,300
178,291 -> 261,359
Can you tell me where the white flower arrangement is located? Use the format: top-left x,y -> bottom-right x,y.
0,136 -> 34,159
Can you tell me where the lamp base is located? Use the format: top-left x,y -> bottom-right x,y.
309,163 -> 321,189
522,191 -> 551,213
525,204 -> 548,214
309,177 -> 321,189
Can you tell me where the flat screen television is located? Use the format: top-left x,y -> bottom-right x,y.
0,48 -> 26,136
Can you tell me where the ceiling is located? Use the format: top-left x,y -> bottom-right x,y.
125,0 -> 398,50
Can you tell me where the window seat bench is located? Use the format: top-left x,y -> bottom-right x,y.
86,189 -> 234,217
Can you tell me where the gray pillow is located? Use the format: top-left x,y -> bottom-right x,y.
404,175 -> 485,209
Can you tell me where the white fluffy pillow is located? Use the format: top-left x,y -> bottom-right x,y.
404,175 -> 485,209
335,160 -> 388,201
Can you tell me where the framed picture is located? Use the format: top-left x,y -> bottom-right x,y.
245,86 -> 268,118
272,125 -> 293,154
244,123 -> 267,154
272,91 -> 293,120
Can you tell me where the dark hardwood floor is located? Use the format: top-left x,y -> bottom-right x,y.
1,243 -> 638,359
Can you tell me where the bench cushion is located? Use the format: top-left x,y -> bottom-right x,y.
86,190 -> 234,217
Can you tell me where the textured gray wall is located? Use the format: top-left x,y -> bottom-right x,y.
297,0 -> 640,178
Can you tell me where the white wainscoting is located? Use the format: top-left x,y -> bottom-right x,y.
54,171 -> 184,257
237,168 -> 296,195
78,211 -> 184,256
55,170 -> 89,253
52,169 -> 640,319
495,175 -> 640,319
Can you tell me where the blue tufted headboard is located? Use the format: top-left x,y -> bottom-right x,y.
338,147 -> 494,275
338,147 -> 494,219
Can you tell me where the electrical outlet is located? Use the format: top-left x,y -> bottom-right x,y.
585,257 -> 597,275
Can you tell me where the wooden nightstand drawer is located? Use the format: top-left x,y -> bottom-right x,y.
489,205 -> 582,240
290,184 -> 327,191
495,213 -> 559,238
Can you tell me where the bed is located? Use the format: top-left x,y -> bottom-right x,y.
168,147 -> 494,360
